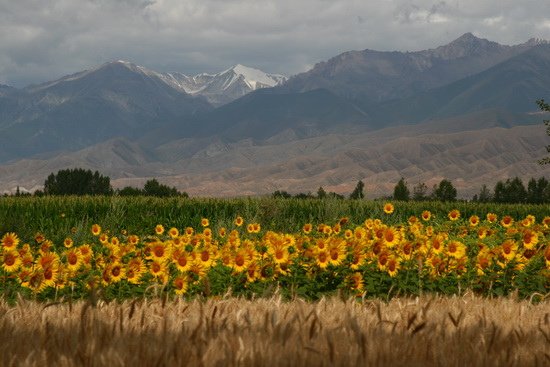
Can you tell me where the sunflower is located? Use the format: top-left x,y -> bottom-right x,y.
168,227 -> 179,238
332,223 -> 341,235
500,216 -> 514,228
155,224 -> 165,236
429,235 -> 445,255
37,252 -> 60,270
382,226 -> 401,248
99,233 -> 109,245
63,237 -> 74,249
78,244 -> 94,266
421,210 -> 431,221
128,235 -> 140,246
469,215 -> 480,227
234,216 -> 244,227
201,218 -> 210,227
476,251 -> 491,276
172,275 -> 188,295
149,241 -> 171,262
197,247 -> 216,268
315,249 -> 330,269
268,243 -> 290,265
344,229 -> 353,240
348,272 -> 364,294
328,240 -> 346,266
109,262 -> 125,283
400,241 -> 414,260
387,257 -> 400,277
172,248 -> 193,272
218,227 -> 227,238
35,233 -> 45,244
1,250 -> 21,273
42,264 -> 60,288
349,250 -> 365,270
126,258 -> 146,284
149,260 -> 168,281
501,239 -> 518,262
65,248 -> 82,272
91,224 -> 101,236
486,213 -> 498,223
446,240 -> 466,259
252,223 -> 261,233
522,229 -> 538,250
383,203 -> 394,214
27,270 -> 47,293
1,232 -> 19,250
542,216 -> 550,229
188,261 -> 207,280
377,251 -> 389,271
245,261 -> 261,283
448,209 -> 460,221
232,250 -> 250,273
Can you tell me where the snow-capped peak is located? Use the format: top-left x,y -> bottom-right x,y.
226,64 -> 287,89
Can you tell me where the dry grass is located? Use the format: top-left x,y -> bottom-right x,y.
1,294 -> 549,367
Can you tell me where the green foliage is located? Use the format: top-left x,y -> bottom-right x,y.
349,180 -> 365,200
432,179 -> 457,202
493,177 -> 527,203
117,179 -> 187,198
393,177 -> 410,201
44,168 -> 112,196
412,182 -> 429,201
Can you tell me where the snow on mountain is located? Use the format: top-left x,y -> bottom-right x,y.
159,64 -> 288,106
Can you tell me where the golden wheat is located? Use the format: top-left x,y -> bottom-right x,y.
1,294 -> 549,367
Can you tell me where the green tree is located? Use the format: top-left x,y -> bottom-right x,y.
493,177 -> 527,203
536,99 -> 550,164
118,186 -> 143,196
393,177 -> 410,201
143,179 -> 183,197
272,190 -> 292,199
349,180 -> 365,199
44,168 -> 112,196
473,184 -> 492,203
412,182 -> 428,201
526,177 -> 549,204
317,186 -> 327,199
432,179 -> 457,202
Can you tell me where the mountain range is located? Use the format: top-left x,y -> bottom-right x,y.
0,33 -> 549,197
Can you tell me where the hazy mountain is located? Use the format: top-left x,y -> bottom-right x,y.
368,44 -> 550,125
0,34 -> 549,197
2,119 -> 548,198
160,64 -> 287,106
280,33 -> 547,103
0,60 -> 212,162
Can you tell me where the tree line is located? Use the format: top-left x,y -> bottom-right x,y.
7,168 -> 188,197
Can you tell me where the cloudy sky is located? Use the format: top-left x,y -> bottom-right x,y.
1,0 -> 550,87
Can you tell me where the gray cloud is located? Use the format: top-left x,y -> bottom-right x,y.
1,0 -> 550,87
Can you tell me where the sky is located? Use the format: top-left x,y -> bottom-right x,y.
1,0 -> 550,87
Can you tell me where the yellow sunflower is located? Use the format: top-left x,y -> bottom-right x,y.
501,239 -> 518,262
448,209 -> 460,221
91,224 -> 101,236
522,229 -> 538,250
172,275 -> 188,295
421,210 -> 431,221
383,202 -> 395,214
1,250 -> 21,273
1,232 -> 19,250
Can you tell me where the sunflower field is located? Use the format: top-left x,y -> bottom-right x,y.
1,197 -> 549,303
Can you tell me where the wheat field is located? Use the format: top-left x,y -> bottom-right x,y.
1,294 -> 549,367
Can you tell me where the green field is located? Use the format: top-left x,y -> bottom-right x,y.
1,196 -> 549,242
